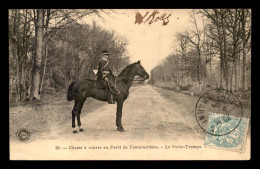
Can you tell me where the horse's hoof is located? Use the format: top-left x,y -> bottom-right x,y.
79,128 -> 84,132
73,130 -> 78,133
117,127 -> 125,132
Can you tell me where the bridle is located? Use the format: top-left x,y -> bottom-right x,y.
108,63 -> 147,102
133,63 -> 146,82
111,63 -> 146,92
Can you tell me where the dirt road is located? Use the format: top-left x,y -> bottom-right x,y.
10,85 -> 250,160
37,85 -> 205,141
75,84 -> 205,141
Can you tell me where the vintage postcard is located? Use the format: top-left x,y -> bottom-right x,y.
9,9 -> 251,160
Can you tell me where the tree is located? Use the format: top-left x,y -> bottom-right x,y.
29,9 -> 101,100
176,32 -> 188,86
30,9 -> 44,100
41,21 -> 129,92
182,11 -> 210,91
9,9 -> 34,102
240,9 -> 251,91
150,9 -> 251,94
201,9 -> 251,91
9,9 -> 128,102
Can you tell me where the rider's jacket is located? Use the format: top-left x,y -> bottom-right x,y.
97,58 -> 113,78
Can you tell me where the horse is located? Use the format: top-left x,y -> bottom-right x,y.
67,60 -> 149,133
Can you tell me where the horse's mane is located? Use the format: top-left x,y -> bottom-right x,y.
118,62 -> 138,78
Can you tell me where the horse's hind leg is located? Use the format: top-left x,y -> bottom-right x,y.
72,99 -> 84,133
77,99 -> 85,132
72,101 -> 78,133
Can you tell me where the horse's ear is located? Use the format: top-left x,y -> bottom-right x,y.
137,60 -> 141,64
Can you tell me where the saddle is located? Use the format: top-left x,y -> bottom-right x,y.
96,75 -> 115,88
97,76 -> 121,95
96,80 -> 106,89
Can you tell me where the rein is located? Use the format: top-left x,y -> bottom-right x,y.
106,62 -> 145,95
118,76 -> 145,82
132,77 -> 145,82
106,77 -> 121,95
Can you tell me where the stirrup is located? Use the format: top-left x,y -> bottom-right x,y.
108,95 -> 115,104
108,99 -> 115,104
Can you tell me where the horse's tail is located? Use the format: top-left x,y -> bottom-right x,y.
67,81 -> 76,101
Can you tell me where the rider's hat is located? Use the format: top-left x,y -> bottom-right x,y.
102,50 -> 109,55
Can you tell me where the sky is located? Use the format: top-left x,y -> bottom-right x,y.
83,9 -> 194,74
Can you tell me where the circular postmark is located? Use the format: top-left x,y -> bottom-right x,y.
16,128 -> 31,142
195,88 -> 243,136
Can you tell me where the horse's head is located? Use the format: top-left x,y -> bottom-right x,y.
133,60 -> 149,80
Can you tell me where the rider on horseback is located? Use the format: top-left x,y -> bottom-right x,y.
97,50 -> 117,104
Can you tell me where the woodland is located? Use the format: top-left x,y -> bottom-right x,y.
149,9 -> 251,99
9,9 -> 130,102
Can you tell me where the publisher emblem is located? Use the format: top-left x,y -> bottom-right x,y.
16,128 -> 30,142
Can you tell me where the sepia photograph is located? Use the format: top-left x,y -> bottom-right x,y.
9,9 -> 251,160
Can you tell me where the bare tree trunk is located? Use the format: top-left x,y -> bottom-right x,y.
198,52 -> 202,92
238,53 -> 241,90
221,14 -> 228,90
12,9 -> 20,102
220,58 -> 223,88
30,9 -> 44,100
9,39 -> 14,102
230,61 -> 234,92
20,61 -> 25,100
39,42 -> 48,99
242,41 -> 247,91
234,58 -> 238,92
241,9 -> 248,91
20,9 -> 29,101
247,63 -> 251,89
181,60 -> 183,86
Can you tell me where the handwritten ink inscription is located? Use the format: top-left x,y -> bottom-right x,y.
135,10 -> 171,26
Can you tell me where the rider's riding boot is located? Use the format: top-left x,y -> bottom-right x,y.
107,91 -> 115,104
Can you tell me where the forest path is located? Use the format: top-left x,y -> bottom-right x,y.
10,85 -> 250,160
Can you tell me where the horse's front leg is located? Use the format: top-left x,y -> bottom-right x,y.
116,101 -> 124,132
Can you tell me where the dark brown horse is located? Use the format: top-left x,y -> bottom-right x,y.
67,60 -> 149,133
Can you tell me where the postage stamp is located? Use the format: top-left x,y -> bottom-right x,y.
195,88 -> 244,136
205,113 -> 249,152
195,88 -> 249,152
